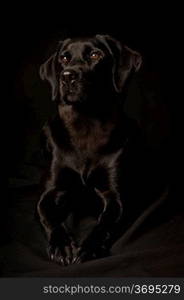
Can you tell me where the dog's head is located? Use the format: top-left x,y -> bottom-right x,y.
40,35 -> 142,106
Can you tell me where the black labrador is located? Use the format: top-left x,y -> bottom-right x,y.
37,34 -> 144,265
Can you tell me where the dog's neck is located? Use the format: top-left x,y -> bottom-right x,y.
58,102 -> 121,129
58,103 -> 120,154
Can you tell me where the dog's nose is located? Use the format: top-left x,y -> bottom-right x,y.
61,70 -> 77,84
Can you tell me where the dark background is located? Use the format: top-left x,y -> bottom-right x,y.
1,5 -> 182,276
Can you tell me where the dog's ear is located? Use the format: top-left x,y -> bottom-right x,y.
39,53 -> 58,101
39,41 -> 65,101
96,35 -> 142,93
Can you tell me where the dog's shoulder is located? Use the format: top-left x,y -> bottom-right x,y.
42,116 -> 72,153
40,121 -> 54,159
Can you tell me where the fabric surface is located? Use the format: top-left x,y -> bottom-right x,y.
1,176 -> 183,277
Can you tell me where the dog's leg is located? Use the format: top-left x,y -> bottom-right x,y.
74,188 -> 123,263
37,167 -> 80,265
37,188 -> 78,265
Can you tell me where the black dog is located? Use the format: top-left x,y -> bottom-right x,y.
37,35 -> 143,265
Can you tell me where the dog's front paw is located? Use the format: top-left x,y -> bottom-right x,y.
47,226 -> 78,266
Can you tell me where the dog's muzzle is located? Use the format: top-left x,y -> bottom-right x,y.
60,69 -> 83,104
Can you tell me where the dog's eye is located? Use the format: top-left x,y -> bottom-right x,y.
60,55 -> 71,64
90,51 -> 102,61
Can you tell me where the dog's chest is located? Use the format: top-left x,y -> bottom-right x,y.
62,144 -> 122,186
48,111 -> 124,183
72,122 -> 111,154
58,119 -> 121,180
